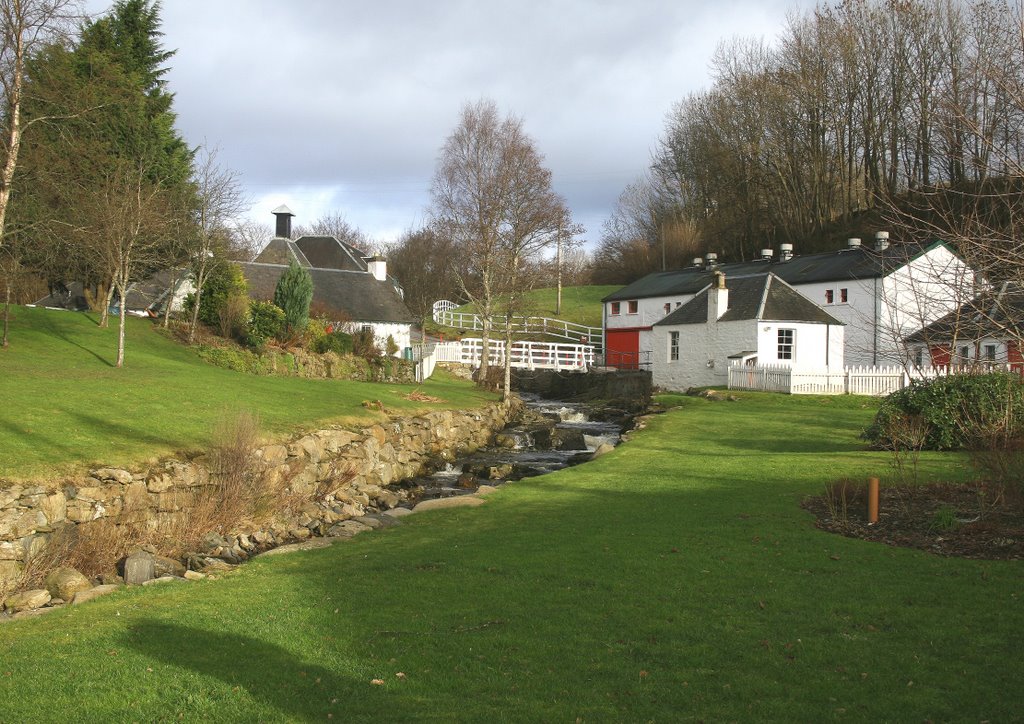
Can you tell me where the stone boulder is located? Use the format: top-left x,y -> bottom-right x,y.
4,588 -> 51,613
44,567 -> 92,601
123,551 -> 155,585
72,584 -> 121,605
152,555 -> 186,579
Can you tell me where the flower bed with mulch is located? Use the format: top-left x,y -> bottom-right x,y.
802,481 -> 1024,560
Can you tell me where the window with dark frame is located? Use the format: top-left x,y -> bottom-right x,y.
627,300 -> 638,314
984,344 -> 996,361
669,331 -> 679,361
840,288 -> 848,303
664,303 -> 671,315
825,289 -> 834,304
610,302 -> 620,315
778,329 -> 794,360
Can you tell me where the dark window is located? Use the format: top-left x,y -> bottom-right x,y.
825,290 -> 834,304
664,303 -> 671,315
669,331 -> 679,361
840,288 -> 848,303
627,300 -> 638,314
778,329 -> 794,360
984,344 -> 996,361
610,302 -> 620,315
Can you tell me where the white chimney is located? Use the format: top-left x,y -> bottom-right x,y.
367,255 -> 387,281
847,238 -> 862,249
875,231 -> 890,251
761,248 -> 774,261
705,252 -> 718,266
692,257 -> 704,268
708,271 -> 728,322
779,243 -> 794,261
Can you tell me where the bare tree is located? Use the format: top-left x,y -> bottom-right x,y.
0,0 -> 78,251
293,211 -> 369,251
385,225 -> 460,344
430,98 -> 578,399
187,146 -> 249,343
81,160 -> 179,367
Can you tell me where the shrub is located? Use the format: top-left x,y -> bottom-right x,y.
385,334 -> 399,357
273,260 -> 314,337
195,345 -> 269,375
313,330 -> 353,355
352,328 -> 380,359
864,372 -> 1024,451
218,294 -> 250,340
246,300 -> 285,350
193,262 -> 248,328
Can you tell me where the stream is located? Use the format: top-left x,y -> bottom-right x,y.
390,393 -> 627,504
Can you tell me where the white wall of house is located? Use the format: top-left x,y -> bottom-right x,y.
651,320 -> 844,392
754,322 -> 845,368
651,320 -> 756,391
792,278 -> 876,365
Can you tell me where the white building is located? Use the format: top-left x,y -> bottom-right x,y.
241,207 -> 414,355
650,271 -> 844,392
603,233 -> 972,368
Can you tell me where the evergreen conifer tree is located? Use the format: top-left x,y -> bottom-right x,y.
273,260 -> 313,336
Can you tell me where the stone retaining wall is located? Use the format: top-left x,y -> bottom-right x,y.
0,400 -> 518,592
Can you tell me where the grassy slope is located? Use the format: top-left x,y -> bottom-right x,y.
449,285 -> 618,329
1,393 -> 1020,721
0,306 -> 497,481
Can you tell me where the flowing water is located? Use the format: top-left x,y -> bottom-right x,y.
392,393 -> 626,503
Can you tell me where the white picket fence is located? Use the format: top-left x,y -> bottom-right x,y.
727,363 -> 1015,396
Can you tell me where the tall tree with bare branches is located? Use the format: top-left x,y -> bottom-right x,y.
430,98 -> 578,398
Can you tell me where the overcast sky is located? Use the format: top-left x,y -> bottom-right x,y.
87,0 -> 814,247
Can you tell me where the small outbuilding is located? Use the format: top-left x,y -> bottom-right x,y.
650,271 -> 845,392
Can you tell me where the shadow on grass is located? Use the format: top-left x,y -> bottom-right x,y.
66,407 -> 188,449
31,309 -> 113,366
124,620 -> 391,720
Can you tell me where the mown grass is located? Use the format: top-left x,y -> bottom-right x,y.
0,306 -> 497,481
1,392 -> 1020,721
448,285 -> 618,330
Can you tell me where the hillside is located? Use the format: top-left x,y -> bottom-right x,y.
447,285 -> 617,330
0,306 -> 496,481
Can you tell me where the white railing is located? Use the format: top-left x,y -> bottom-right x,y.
453,338 -> 593,371
432,300 -> 603,351
728,363 -> 1016,396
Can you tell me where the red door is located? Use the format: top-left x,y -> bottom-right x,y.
929,345 -> 951,369
1008,341 -> 1023,373
606,329 -> 640,370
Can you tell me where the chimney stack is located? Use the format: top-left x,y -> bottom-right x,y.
708,271 -> 729,322
705,252 -> 718,267
272,204 -> 294,239
779,243 -> 794,262
761,248 -> 774,261
367,255 -> 387,281
847,238 -> 862,249
692,257 -> 704,268
874,231 -> 890,251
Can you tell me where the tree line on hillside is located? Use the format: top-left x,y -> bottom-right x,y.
593,0 -> 1024,288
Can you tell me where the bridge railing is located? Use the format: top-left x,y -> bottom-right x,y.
431,301 -> 603,351
454,338 -> 594,371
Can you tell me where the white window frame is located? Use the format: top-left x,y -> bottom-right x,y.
610,302 -> 620,316
778,328 -> 795,360
669,331 -> 680,362
626,300 -> 638,314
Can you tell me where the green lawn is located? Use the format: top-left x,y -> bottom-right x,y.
0,306 -> 497,481
1,392 -> 1020,721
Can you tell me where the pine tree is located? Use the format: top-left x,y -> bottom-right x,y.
273,261 -> 313,336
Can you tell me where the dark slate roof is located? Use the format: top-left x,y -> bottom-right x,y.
906,282 -> 1024,343
240,262 -> 414,324
604,241 -> 944,302
254,237 -> 312,267
654,273 -> 844,327
294,236 -> 368,272
33,270 -> 188,314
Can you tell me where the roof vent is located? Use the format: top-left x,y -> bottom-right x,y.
272,204 -> 294,239
692,257 -> 704,268
847,238 -> 861,249
705,252 -> 718,266
760,248 -> 774,261
779,243 -> 794,262
874,230 -> 890,251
